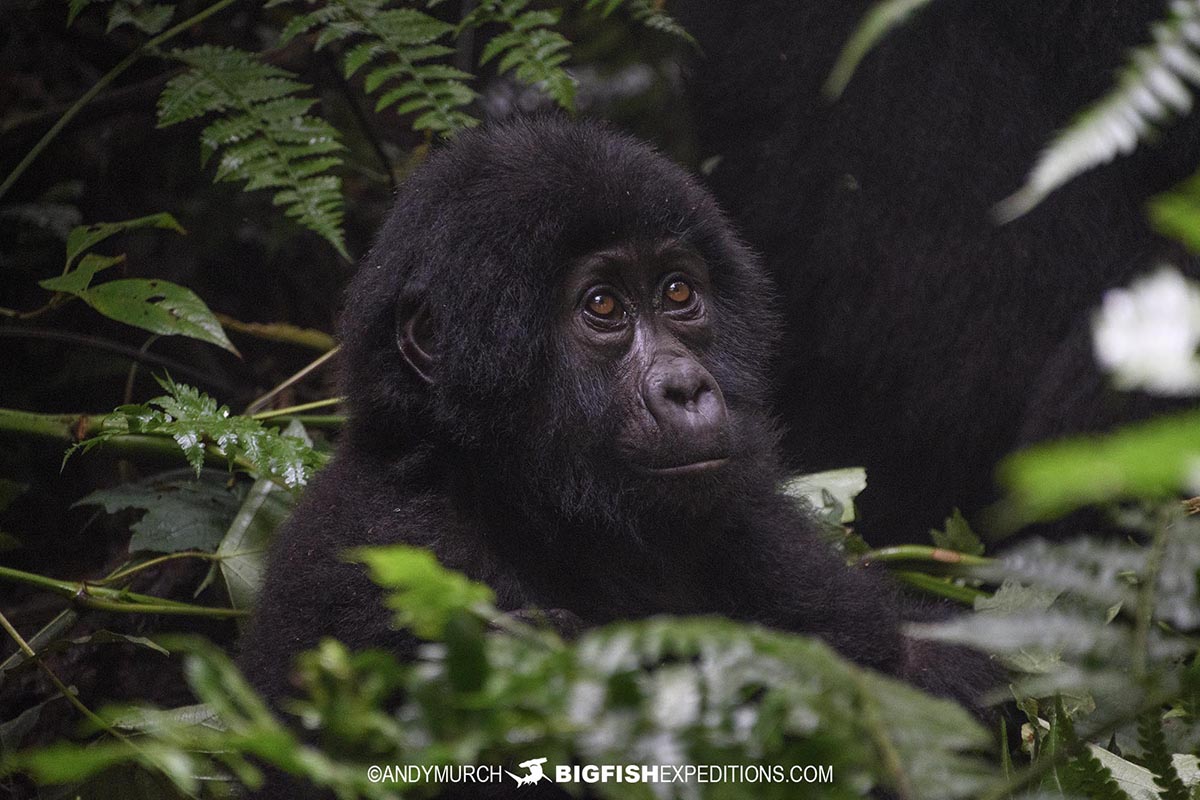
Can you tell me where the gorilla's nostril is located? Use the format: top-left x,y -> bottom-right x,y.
644,358 -> 728,434
665,383 -> 705,409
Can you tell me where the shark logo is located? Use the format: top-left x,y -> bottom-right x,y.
506,757 -> 549,786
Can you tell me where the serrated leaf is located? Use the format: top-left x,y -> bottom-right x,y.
314,20 -> 365,49
77,476 -> 244,553
929,509 -> 984,556
157,46 -> 348,256
105,1 -> 173,34
370,7 -> 453,44
343,41 -> 385,76
71,379 -> 330,488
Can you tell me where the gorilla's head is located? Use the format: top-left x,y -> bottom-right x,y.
341,116 -> 781,533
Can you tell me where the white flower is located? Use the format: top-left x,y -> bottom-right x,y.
1092,265 -> 1200,395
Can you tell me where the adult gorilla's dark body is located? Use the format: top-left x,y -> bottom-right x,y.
680,1 -> 1200,543
239,118 -> 983,765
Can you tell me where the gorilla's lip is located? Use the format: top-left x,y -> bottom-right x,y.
637,457 -> 729,477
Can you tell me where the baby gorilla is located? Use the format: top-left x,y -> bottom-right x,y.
239,117 -> 982,725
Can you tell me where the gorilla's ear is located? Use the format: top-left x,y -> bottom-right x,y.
396,300 -> 435,385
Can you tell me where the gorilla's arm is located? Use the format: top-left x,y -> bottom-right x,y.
714,492 -> 999,708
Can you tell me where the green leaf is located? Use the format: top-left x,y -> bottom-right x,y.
1150,172 -> 1200,253
1,631 -> 170,681
64,213 -> 184,268
351,544 -> 496,639
825,0 -> 935,98
997,408 -> 1200,525
38,252 -> 124,294
66,0 -> 91,25
443,610 -> 489,692
157,46 -> 348,256
76,476 -> 244,554
79,278 -> 239,355
216,475 -> 294,616
40,214 -> 231,353
1,697 -> 60,755
17,740 -> 147,784
929,509 -> 984,556
0,611 -> 78,686
1136,712 -> 1192,800
780,466 -> 867,524
974,580 -> 1060,616
106,702 -> 225,735
105,1 -> 174,34
72,379 -> 329,489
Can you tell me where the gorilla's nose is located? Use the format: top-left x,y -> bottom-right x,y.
644,357 -> 728,439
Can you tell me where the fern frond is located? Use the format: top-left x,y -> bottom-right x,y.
997,2 -> 1200,221
67,0 -> 175,34
981,537 -> 1145,611
276,0 -> 477,135
469,0 -> 577,111
1137,711 -> 1192,800
581,0 -> 695,45
1051,698 -> 1134,800
157,46 -> 348,257
71,377 -> 329,489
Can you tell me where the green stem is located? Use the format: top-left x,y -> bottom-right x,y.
0,608 -> 203,799
260,414 -> 345,429
0,565 -> 246,619
94,551 -> 218,586
0,408 -> 287,485
892,570 -> 988,604
244,347 -> 339,415
251,397 -> 342,420
0,406 -> 209,462
860,545 -> 994,567
214,313 -> 336,351
1133,508 -> 1172,678
0,408 -> 83,440
0,0 -> 243,201
0,608 -> 130,740
978,687 -> 1177,800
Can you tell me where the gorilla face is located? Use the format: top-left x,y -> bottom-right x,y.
559,239 -> 730,476
342,117 -> 781,533
396,234 -> 768,533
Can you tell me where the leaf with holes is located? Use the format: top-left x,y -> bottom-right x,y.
64,212 -> 184,268
78,278 -> 238,355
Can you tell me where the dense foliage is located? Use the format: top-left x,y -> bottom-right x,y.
1,1 -> 1200,799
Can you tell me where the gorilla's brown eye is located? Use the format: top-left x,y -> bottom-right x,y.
586,291 -> 619,318
664,279 -> 693,306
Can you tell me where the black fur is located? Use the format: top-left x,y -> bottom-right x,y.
238,118 -> 990,797
680,0 -> 1200,544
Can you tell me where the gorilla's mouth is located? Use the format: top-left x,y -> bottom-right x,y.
637,457 -> 729,477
